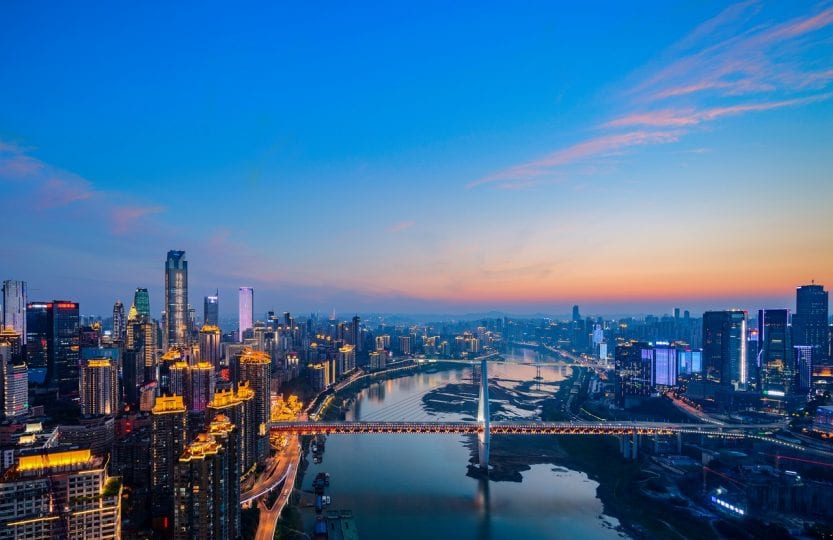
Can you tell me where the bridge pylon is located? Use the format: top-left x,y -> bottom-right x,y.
476,357 -> 490,470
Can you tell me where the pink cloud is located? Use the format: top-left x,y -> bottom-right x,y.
469,131 -> 682,188
36,178 -> 96,209
764,6 -> 833,41
607,93 -> 832,128
389,220 -> 415,233
110,205 -> 166,235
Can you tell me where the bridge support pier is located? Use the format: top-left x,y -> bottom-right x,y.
477,358 -> 490,470
677,432 -> 682,453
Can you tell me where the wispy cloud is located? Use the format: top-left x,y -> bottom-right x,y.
471,2 -> 833,189
1,139 -> 165,230
606,93 -> 832,128
469,130 -> 682,189
110,205 -> 166,235
389,220 -> 415,233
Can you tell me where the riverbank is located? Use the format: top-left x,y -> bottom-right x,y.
538,368 -> 717,540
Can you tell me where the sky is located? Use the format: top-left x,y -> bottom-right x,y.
1,1 -> 832,318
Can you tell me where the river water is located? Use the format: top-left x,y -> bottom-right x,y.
300,349 -> 628,539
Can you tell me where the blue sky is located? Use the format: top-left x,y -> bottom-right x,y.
2,1 -> 832,318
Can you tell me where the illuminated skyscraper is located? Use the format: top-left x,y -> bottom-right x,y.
173,432 -> 230,540
79,358 -> 119,416
204,291 -> 219,327
199,325 -> 221,370
134,287 -> 151,318
25,302 -> 50,380
165,250 -> 189,348
702,310 -> 747,387
208,388 -> 250,477
759,309 -> 792,399
51,301 -> 80,395
206,414 -> 240,539
112,300 -> 125,343
186,362 -> 215,412
238,287 -> 253,342
151,394 -> 187,532
1,280 -> 26,343
793,284 -> 829,365
238,348 -> 270,462
0,449 -> 122,539
0,331 -> 28,419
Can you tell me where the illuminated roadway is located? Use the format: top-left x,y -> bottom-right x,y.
241,434 -> 300,504
252,435 -> 301,540
270,420 -> 782,437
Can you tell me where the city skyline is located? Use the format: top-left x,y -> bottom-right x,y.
2,2 -> 833,315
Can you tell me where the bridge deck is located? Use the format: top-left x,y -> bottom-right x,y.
269,421 -> 758,437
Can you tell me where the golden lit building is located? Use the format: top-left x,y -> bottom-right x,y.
80,358 -> 119,416
151,394 -> 187,533
0,449 -> 122,539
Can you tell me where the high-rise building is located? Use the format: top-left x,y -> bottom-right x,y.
702,310 -> 747,387
199,324 -> 222,370
351,315 -> 361,351
173,433 -> 230,540
134,287 -> 151,318
80,358 -> 119,416
112,300 -> 125,343
794,345 -> 813,394
0,449 -> 122,539
151,394 -> 188,531
792,284 -> 829,365
25,302 -> 50,384
653,345 -> 677,387
206,414 -> 240,539
1,280 -> 26,343
238,287 -> 253,342
0,330 -> 28,419
204,291 -> 219,327
614,340 -> 653,407
759,309 -> 793,399
207,388 -> 249,477
187,362 -> 215,413
238,348 -> 270,463
51,301 -> 80,394
165,250 -> 189,348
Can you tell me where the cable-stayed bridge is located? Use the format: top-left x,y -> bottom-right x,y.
271,358 -> 818,468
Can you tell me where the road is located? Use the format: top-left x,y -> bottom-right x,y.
253,435 -> 301,540
665,391 -> 727,426
241,434 -> 298,504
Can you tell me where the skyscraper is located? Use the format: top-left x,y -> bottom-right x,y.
238,348 -> 270,462
151,394 -> 188,532
0,449 -> 122,539
134,287 -> 151,318
25,302 -> 50,382
51,301 -> 80,395
173,433 -> 230,540
759,309 -> 792,399
238,287 -> 253,342
0,330 -> 28,419
792,284 -> 829,365
204,291 -> 219,327
1,280 -> 26,343
79,358 -> 119,416
112,300 -> 125,343
165,250 -> 189,348
702,310 -> 747,387
208,388 -> 250,477
199,325 -> 221,370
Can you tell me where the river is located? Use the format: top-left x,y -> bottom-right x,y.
300,349 -> 629,539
